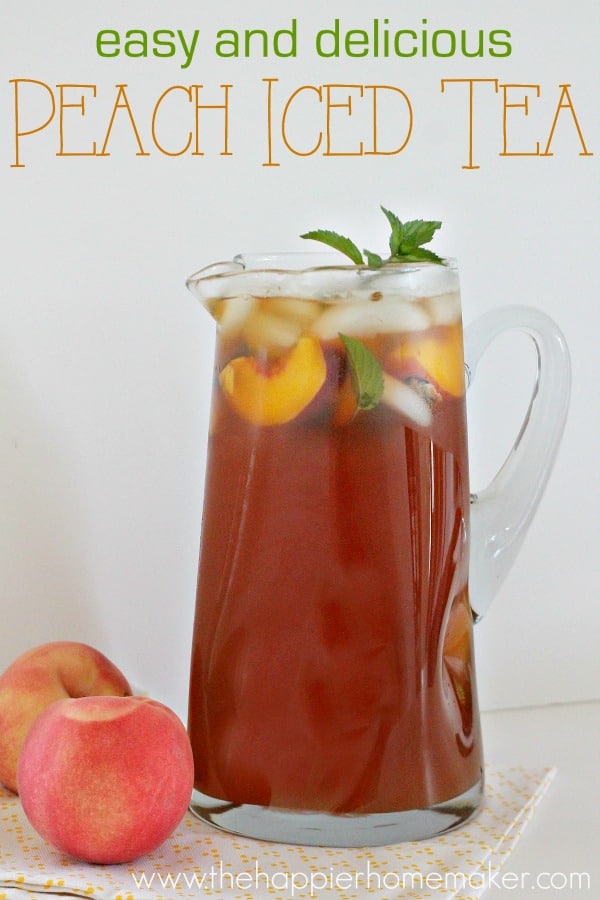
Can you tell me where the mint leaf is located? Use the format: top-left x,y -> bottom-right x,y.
363,248 -> 384,268
380,206 -> 404,256
339,334 -> 384,410
300,230 -> 363,265
393,247 -> 444,264
397,219 -> 441,254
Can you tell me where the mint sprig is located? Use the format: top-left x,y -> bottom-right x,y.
339,334 -> 383,411
301,206 -> 443,266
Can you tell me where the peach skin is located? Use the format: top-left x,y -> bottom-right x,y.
0,641 -> 131,793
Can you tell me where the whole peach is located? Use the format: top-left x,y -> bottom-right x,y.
17,695 -> 194,863
0,641 -> 131,793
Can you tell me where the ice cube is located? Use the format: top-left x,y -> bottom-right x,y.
426,292 -> 461,326
243,309 -> 303,353
263,297 -> 322,326
381,373 -> 433,427
311,299 -> 431,340
217,296 -> 256,338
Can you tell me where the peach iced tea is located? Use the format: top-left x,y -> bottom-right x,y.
187,259 -> 483,817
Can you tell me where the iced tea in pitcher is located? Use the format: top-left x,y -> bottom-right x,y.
187,240 -> 484,844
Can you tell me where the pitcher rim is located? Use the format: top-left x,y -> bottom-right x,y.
186,253 -> 457,289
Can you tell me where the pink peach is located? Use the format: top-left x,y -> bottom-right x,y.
0,641 -> 131,793
17,695 -> 194,864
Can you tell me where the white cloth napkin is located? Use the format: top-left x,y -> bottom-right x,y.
0,764 -> 555,900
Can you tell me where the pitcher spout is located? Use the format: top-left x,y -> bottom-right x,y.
186,260 -> 246,318
185,252 -> 344,324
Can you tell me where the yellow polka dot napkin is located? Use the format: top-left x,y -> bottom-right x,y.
0,764 -> 554,900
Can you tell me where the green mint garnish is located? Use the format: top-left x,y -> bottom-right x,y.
339,334 -> 384,411
301,206 -> 444,266
363,248 -> 384,268
299,230 -> 363,265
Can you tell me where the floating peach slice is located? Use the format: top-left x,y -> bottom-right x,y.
332,368 -> 358,427
386,323 -> 465,397
219,336 -> 327,426
443,593 -> 473,665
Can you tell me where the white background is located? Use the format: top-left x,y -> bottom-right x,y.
0,0 -> 598,723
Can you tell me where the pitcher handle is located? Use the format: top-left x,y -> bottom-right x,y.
464,305 -> 571,619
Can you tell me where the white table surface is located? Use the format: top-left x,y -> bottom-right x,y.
480,699 -> 599,897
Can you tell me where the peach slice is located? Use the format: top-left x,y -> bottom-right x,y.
332,369 -> 359,427
443,592 -> 473,665
219,336 -> 327,426
386,323 -> 465,397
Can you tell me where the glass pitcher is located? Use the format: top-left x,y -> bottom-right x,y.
185,254 -> 570,847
